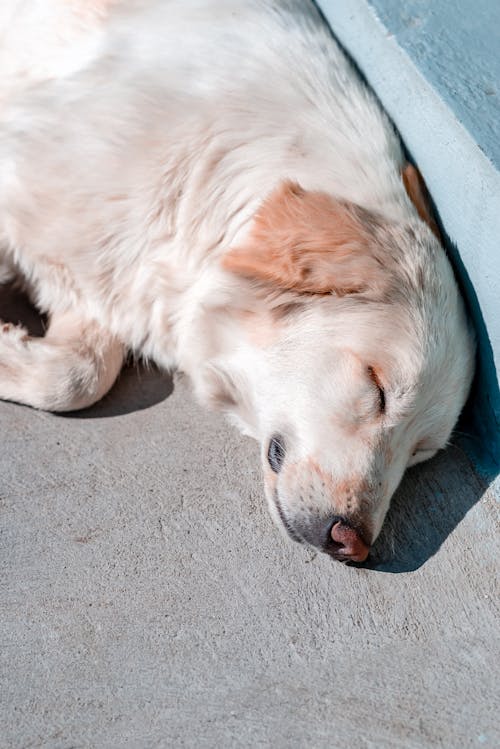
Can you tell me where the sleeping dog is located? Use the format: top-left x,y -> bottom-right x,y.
0,1 -> 475,561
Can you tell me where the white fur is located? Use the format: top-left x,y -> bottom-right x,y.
0,0 -> 475,556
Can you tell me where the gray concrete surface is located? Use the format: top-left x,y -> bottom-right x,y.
1,307 -> 499,747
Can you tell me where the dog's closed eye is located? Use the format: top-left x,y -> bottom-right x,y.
367,366 -> 385,414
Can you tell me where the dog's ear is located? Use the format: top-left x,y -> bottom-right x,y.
223,181 -> 390,296
402,164 -> 441,240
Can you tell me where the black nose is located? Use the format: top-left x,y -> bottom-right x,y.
296,515 -> 370,562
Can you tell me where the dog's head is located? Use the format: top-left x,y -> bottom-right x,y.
196,177 -> 474,562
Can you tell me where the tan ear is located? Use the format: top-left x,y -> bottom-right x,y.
402,164 -> 441,240
223,181 -> 390,296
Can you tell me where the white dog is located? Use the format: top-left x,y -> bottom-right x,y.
0,0 -> 475,562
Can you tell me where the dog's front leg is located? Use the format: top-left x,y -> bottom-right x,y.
0,311 -> 124,411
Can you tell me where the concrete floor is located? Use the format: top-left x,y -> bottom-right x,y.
1,291 -> 499,748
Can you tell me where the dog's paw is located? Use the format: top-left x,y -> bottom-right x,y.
0,322 -> 30,402
0,321 -> 29,351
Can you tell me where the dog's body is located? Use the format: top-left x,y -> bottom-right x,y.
0,1 -> 475,561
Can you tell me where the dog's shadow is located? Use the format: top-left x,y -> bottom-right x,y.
67,360 -> 174,418
361,443 -> 489,573
0,283 -> 173,417
0,283 -> 491,570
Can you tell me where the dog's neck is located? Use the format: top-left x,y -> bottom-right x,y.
166,268 -> 270,430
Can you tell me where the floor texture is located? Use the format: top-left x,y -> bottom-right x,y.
1,322 -> 499,747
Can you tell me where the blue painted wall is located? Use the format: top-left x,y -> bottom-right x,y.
318,0 -> 500,474
370,0 -> 500,170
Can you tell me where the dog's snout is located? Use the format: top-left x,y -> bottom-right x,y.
293,514 -> 370,562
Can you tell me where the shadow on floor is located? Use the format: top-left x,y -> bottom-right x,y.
362,443 -> 488,573
65,361 -> 174,418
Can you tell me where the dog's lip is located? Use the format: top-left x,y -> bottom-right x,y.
273,490 -> 304,545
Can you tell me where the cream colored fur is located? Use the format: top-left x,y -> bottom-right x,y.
0,0 -> 475,557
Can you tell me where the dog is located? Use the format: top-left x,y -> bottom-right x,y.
0,0 -> 475,562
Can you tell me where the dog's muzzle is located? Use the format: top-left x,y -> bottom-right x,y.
275,495 -> 370,562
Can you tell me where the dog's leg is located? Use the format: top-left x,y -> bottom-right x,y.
0,310 -> 125,411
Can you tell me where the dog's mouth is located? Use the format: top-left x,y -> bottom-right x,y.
272,490 -> 371,563
273,490 -> 304,545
